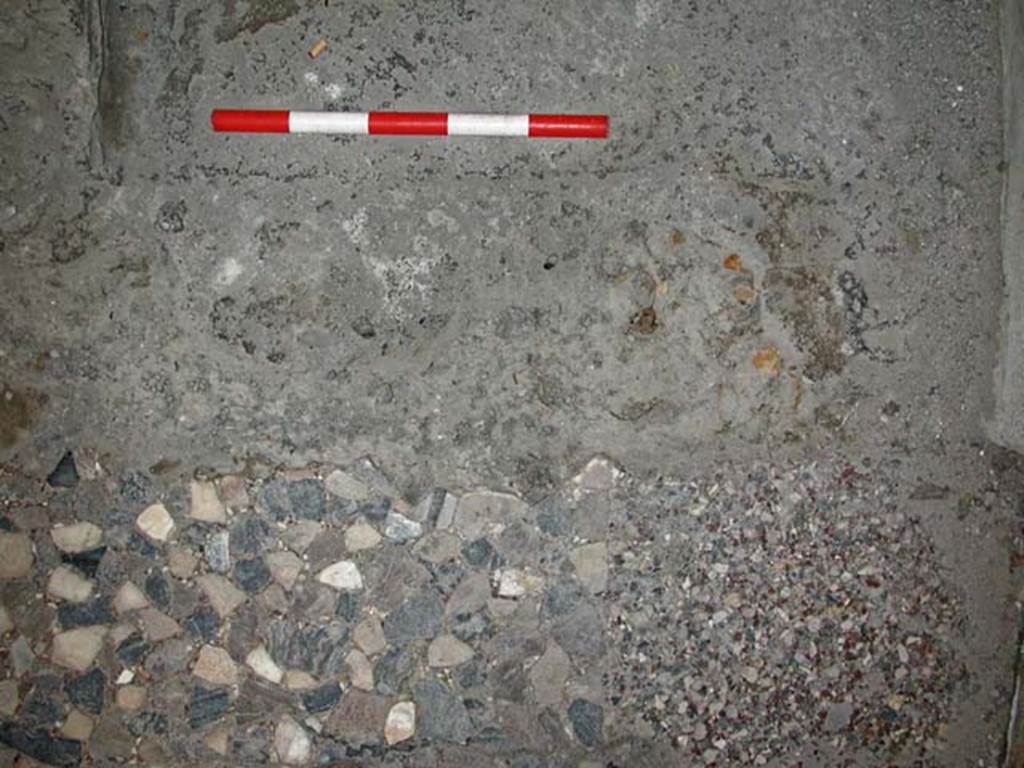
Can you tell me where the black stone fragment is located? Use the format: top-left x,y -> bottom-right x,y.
301,681 -> 341,713
61,546 -> 106,579
47,451 -> 79,488
0,723 -> 82,767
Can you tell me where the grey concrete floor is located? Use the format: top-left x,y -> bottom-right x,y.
0,1 -> 1021,766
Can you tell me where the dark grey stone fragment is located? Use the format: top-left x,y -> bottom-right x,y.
145,571 -> 171,609
233,557 -> 271,594
116,633 -> 149,666
184,606 -> 220,642
567,698 -> 603,747
189,686 -> 230,727
0,723 -> 81,767
65,668 -> 105,715
57,596 -> 114,629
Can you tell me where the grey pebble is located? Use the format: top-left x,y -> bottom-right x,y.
455,659 -> 489,689
118,472 -> 152,503
144,637 -> 192,676
383,511 -> 422,542
259,478 -> 325,521
335,591 -> 360,622
414,678 -> 473,744
127,531 -> 158,557
384,590 -> 444,645
236,679 -> 292,725
461,537 -> 498,567
10,637 -> 35,677
551,603 -> 606,662
429,561 -> 466,595
542,581 -> 586,618
491,659 -> 529,703
325,497 -> 359,526
90,713 -> 136,762
127,710 -> 168,737
272,621 -> 349,678
451,612 -> 492,642
374,646 -> 419,695
155,200 -> 186,233
358,498 -> 391,523
825,701 -> 853,732
535,501 -> 573,537
205,531 -> 231,573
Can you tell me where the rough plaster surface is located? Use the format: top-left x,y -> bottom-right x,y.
995,0 -> 1024,453
0,2 -> 1020,766
0,1 -> 1004,490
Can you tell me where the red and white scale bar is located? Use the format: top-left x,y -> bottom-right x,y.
211,109 -> 608,139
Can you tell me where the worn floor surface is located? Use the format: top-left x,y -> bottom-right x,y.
0,1 -> 1021,766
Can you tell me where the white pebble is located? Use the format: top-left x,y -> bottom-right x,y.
136,503 -> 175,542
246,645 -> 283,684
317,560 -> 363,591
